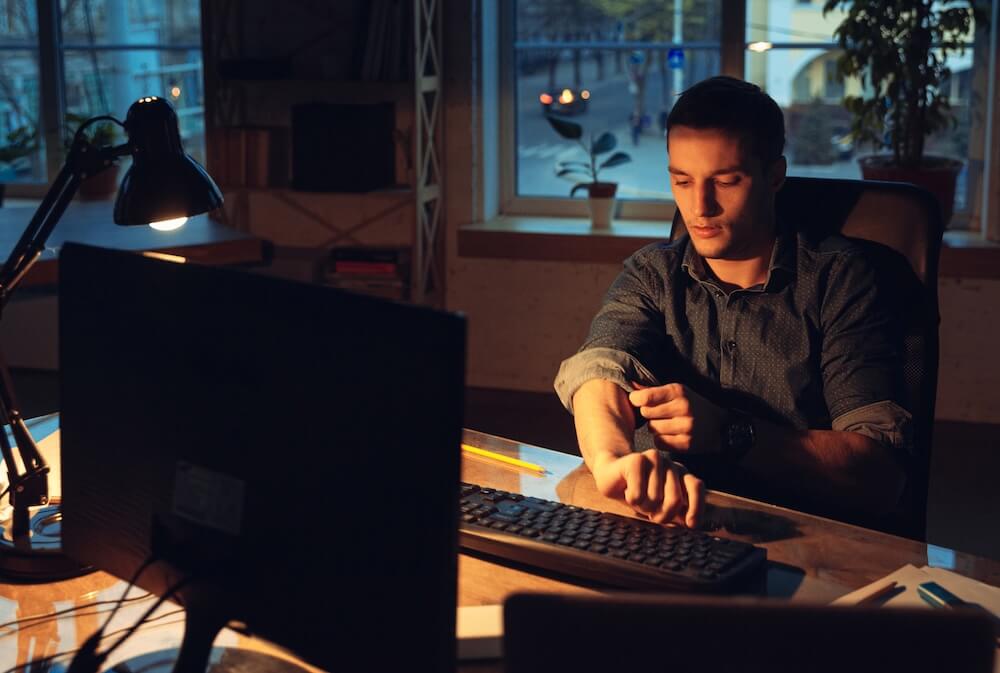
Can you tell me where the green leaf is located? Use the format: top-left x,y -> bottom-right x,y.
591,131 -> 616,155
545,115 -> 583,140
598,152 -> 632,170
556,167 -> 592,179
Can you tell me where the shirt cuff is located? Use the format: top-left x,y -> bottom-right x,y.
831,400 -> 913,455
553,347 -> 660,414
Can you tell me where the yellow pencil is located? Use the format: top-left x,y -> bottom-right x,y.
461,444 -> 547,474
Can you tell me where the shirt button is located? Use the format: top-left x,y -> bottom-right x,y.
726,340 -> 737,352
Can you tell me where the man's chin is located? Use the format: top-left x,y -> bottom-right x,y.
689,238 -> 730,260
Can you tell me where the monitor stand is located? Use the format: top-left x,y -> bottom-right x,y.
101,647 -> 312,673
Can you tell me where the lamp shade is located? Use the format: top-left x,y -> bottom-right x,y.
113,96 -> 223,226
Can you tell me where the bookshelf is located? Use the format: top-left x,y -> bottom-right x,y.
199,0 -> 443,303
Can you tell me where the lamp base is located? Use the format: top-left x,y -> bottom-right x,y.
0,498 -> 94,581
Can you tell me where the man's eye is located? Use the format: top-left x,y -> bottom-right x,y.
673,180 -> 690,187
716,178 -> 740,187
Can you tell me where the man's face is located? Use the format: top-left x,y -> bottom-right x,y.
667,126 -> 784,261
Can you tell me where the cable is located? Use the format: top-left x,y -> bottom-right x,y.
0,608 -> 186,673
100,576 -> 191,660
0,591 -> 153,634
59,558 -> 162,673
95,558 -> 158,636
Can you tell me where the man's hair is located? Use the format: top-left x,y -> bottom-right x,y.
667,76 -> 785,166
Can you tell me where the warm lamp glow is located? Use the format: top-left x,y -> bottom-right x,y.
171,86 -> 181,98
581,89 -> 590,100
539,93 -> 553,105
748,41 -> 773,53
149,217 -> 187,231
559,88 -> 574,104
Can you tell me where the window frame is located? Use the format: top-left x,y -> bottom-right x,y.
3,0 -> 202,199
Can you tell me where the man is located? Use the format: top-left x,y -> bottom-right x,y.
554,76 -> 911,529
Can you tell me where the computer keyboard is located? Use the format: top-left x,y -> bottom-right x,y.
458,482 -> 766,592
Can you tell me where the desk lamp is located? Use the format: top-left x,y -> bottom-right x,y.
0,96 -> 223,580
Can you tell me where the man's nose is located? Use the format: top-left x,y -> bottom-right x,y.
693,183 -> 720,218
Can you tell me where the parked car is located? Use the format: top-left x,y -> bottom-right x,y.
540,87 -> 590,116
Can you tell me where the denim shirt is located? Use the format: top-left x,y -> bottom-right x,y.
554,227 -> 912,455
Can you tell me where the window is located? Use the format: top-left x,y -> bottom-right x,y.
498,1 -> 996,231
744,0 -> 991,228
504,0 -> 726,219
0,0 -> 203,196
0,1 -> 45,183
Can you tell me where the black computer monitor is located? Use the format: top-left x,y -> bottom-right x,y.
58,243 -> 466,672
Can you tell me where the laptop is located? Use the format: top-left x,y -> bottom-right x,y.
504,593 -> 996,673
58,243 -> 466,672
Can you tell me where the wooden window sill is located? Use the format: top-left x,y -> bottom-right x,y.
458,216 -> 670,263
459,218 -> 1000,279
940,231 -> 1000,279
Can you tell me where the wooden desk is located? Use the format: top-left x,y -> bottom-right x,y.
0,201 -> 268,287
2,425 -> 997,672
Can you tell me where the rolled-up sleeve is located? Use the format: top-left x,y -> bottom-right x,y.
554,347 -> 660,413
832,400 -> 913,455
552,245 -> 673,414
820,251 -> 913,455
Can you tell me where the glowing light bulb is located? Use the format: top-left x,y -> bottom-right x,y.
171,86 -> 181,98
148,217 -> 187,231
748,41 -> 773,53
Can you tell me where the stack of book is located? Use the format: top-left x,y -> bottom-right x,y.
323,247 -> 410,301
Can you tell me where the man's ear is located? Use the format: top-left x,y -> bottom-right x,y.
768,155 -> 787,192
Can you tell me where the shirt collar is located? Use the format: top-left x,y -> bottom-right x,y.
680,220 -> 796,292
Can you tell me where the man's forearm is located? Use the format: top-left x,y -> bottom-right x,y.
572,379 -> 636,472
744,420 -> 906,515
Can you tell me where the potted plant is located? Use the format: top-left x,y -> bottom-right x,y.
0,125 -> 39,206
545,115 -> 632,228
823,0 -> 983,224
65,112 -> 120,200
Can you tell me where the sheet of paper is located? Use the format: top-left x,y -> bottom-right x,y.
456,604 -> 503,661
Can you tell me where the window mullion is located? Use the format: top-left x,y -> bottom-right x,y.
36,0 -> 65,183
720,0 -> 746,78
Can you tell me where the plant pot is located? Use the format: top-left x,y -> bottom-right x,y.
859,155 -> 963,226
77,164 -> 120,201
587,182 -> 618,229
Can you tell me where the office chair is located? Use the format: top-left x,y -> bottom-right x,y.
671,176 -> 943,540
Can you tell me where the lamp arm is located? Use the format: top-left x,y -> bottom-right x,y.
0,139 -> 130,306
0,115 -> 127,540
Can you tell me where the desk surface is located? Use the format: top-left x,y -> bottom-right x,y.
3,424 -> 998,672
0,201 -> 267,287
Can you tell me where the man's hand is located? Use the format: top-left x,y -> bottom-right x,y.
590,449 -> 704,527
629,382 -> 726,454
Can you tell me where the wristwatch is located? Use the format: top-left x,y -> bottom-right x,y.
722,410 -> 756,462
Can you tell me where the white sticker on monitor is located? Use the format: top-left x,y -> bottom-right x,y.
172,461 -> 245,535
